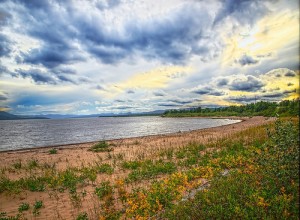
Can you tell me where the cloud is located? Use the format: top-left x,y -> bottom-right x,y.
213,0 -> 268,26
0,34 -> 12,57
235,54 -> 258,66
229,75 -> 264,91
167,98 -> 193,105
284,71 -> 296,77
113,66 -> 193,92
16,69 -> 57,84
127,90 -> 135,94
227,95 -> 258,103
192,86 -> 225,96
216,78 -> 229,86
21,45 -> 85,68
11,1 -> 223,66
158,103 -> 181,107
153,90 -> 167,97
0,93 -> 8,101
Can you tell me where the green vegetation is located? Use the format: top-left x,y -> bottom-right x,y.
48,148 -> 57,154
18,203 -> 29,212
33,200 -> 43,216
95,181 -> 113,199
125,160 -> 177,182
97,163 -> 114,174
76,212 -> 88,220
163,99 -> 299,117
89,141 -> 113,152
161,119 -> 299,219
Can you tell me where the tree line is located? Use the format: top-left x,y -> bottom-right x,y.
162,99 -> 299,117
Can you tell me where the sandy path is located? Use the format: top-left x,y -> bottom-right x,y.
0,116 -> 275,219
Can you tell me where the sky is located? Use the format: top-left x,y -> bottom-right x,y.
0,0 -> 299,115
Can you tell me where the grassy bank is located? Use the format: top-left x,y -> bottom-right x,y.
0,118 -> 298,219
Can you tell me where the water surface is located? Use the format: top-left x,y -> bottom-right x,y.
0,117 -> 240,151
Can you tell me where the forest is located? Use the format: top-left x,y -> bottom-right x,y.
163,99 -> 299,117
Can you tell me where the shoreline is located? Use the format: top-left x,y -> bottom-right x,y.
0,117 -> 246,154
0,116 -> 276,219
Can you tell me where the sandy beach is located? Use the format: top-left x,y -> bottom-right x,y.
0,116 -> 275,219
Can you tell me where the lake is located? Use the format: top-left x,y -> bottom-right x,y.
0,116 -> 240,151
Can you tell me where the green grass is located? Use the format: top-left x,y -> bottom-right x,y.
161,119 -> 299,220
126,160 -> 177,182
95,181 -> 113,199
49,148 -> 57,154
97,163 -> 114,174
89,141 -> 113,152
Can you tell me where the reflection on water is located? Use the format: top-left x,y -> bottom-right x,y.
0,116 -> 240,151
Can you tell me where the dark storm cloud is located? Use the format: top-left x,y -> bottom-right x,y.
262,89 -> 296,98
287,82 -> 294,87
14,66 -> 78,84
209,91 -> 225,96
78,3 -> 218,64
193,87 -> 211,95
213,0 -> 268,26
11,0 -> 85,68
229,75 -> 264,91
16,69 -> 57,84
235,54 -> 258,66
192,86 -> 225,96
22,45 -> 85,68
11,0 -> 222,66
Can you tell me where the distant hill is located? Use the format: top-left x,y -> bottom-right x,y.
0,111 -> 49,120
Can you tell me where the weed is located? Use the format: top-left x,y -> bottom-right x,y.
97,163 -> 114,174
49,148 -> 57,154
0,212 -> 20,220
126,160 -> 177,182
18,203 -> 30,212
89,141 -> 113,152
27,159 -> 39,169
95,181 -> 113,199
33,200 -> 43,216
12,160 -> 22,170
121,161 -> 141,170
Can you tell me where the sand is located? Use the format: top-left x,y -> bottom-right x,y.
0,116 -> 275,219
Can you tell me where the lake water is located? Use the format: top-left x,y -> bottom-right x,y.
0,117 -> 240,151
